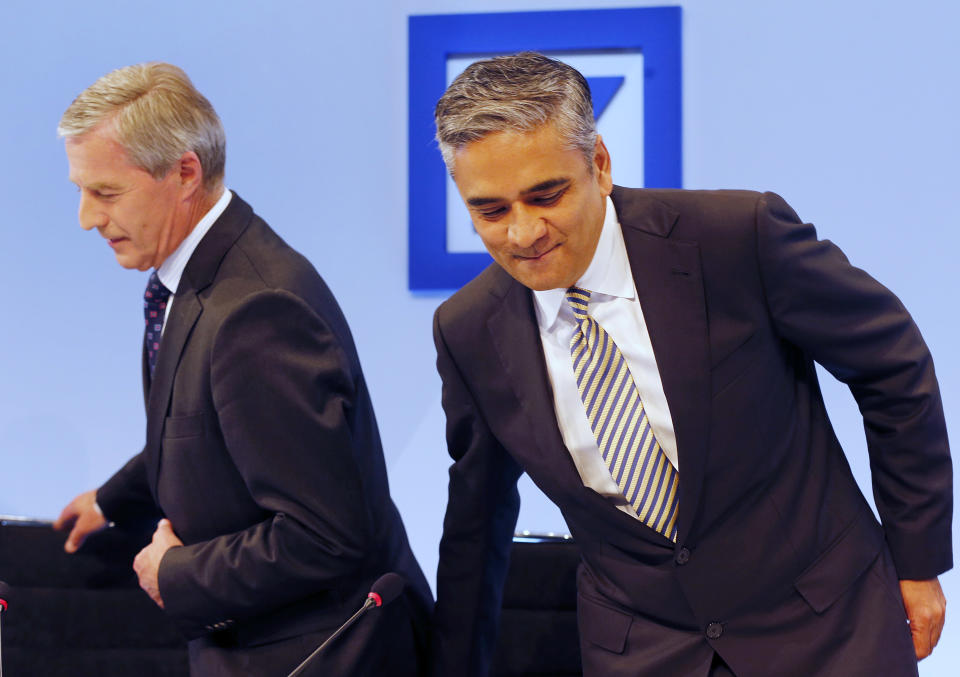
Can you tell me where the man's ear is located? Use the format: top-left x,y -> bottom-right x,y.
593,135 -> 613,196
177,151 -> 204,197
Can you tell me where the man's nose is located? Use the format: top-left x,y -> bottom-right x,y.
507,205 -> 548,249
77,192 -> 107,231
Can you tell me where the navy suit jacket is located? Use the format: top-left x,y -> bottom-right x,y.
432,188 -> 952,676
97,193 -> 431,675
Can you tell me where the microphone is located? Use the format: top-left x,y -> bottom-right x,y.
365,572 -> 404,609
286,573 -> 405,677
0,580 -> 9,677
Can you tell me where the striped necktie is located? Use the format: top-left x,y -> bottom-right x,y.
566,286 -> 679,541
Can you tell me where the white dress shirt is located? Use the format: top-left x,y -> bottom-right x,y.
533,195 -> 678,519
155,188 -> 232,329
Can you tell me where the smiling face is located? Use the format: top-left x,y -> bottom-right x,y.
65,124 -> 196,271
451,122 -> 613,291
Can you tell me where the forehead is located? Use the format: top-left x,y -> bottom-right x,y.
65,126 -> 143,186
451,123 -> 588,198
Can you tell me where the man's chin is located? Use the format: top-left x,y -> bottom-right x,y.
505,267 -> 574,292
496,251 -> 570,291
113,253 -> 150,272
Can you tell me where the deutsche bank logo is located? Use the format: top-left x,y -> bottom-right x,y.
408,7 -> 682,291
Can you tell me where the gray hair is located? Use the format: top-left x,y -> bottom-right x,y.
434,52 -> 597,174
58,62 -> 225,191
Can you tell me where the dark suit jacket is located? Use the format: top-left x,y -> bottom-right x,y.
96,192 -> 432,675
432,188 -> 952,677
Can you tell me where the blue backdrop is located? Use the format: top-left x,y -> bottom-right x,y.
1,2 -> 956,673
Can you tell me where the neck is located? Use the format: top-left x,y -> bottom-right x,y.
154,186 -> 225,269
194,184 -> 225,220
181,184 -> 224,237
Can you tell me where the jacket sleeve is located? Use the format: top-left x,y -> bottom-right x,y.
755,192 -> 952,579
156,290 -> 374,638
431,307 -> 523,677
97,451 -> 163,528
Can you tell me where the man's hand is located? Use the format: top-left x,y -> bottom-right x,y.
900,577 -> 946,660
133,519 -> 183,609
53,490 -> 108,553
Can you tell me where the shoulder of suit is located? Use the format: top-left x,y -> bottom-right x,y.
613,185 -> 765,216
224,213 -> 323,288
436,262 -> 516,329
612,186 -> 791,241
195,206 -> 347,327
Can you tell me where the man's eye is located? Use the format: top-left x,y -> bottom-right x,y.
531,190 -> 563,206
478,206 -> 507,219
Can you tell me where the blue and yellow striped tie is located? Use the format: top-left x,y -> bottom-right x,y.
566,287 -> 679,541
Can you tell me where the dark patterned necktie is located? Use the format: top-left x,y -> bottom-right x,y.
566,286 -> 680,541
144,271 -> 172,376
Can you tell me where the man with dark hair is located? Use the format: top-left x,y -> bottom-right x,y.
54,62 -> 431,676
432,52 -> 950,677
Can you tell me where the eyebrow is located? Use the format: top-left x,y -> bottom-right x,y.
70,179 -> 124,191
466,177 -> 571,207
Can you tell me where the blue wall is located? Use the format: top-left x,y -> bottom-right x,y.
1,1 -> 956,672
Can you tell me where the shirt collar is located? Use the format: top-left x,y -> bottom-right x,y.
533,194 -> 636,330
156,188 -> 232,294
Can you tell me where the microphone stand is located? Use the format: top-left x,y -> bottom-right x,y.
287,596 -> 378,677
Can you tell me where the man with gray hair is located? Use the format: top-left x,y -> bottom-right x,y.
431,52 -> 950,676
53,62 -> 431,676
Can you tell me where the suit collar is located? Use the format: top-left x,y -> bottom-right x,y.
611,185 -> 680,238
156,188 -> 233,295
179,191 -> 254,293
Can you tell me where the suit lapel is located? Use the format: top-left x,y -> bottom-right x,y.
143,192 -> 254,495
614,188 -> 711,544
145,293 -> 202,493
141,334 -> 150,408
486,276 -> 585,493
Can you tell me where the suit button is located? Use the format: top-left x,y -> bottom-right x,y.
675,547 -> 691,565
706,622 -> 723,639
